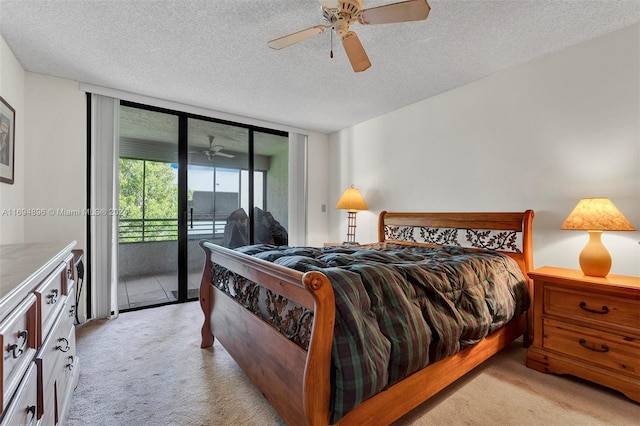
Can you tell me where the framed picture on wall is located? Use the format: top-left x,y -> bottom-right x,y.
0,96 -> 15,184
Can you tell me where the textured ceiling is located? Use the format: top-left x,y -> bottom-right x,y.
1,0 -> 638,134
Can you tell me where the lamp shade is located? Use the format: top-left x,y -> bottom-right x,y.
335,186 -> 368,211
560,198 -> 636,231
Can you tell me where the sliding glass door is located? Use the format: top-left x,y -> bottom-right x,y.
118,106 -> 180,310
117,102 -> 289,311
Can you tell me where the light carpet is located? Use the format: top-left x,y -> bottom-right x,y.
67,302 -> 639,426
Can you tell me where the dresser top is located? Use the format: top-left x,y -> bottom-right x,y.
0,241 -> 77,301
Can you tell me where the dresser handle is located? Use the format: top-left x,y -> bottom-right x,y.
7,330 -> 28,359
56,337 -> 70,352
26,405 -> 36,426
579,302 -> 608,314
47,288 -> 59,305
579,338 -> 609,353
66,355 -> 75,370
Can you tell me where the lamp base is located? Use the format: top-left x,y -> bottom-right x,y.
344,211 -> 358,244
579,231 -> 611,277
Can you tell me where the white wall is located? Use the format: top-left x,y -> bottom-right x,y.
306,131 -> 329,247
0,35 -> 26,243
329,24 -> 640,277
23,73 -> 86,248
0,38 -> 87,250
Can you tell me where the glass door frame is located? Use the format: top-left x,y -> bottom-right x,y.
120,100 -> 288,306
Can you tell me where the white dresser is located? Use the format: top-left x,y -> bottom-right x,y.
0,241 -> 81,425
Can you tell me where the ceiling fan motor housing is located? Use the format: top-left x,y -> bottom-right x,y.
339,0 -> 362,15
334,0 -> 362,36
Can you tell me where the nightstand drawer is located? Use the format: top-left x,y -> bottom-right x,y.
543,318 -> 640,378
545,286 -> 639,331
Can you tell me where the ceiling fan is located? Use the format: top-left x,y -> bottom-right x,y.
267,0 -> 431,72
201,136 -> 234,160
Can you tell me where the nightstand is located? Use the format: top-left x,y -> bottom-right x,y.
526,267 -> 640,403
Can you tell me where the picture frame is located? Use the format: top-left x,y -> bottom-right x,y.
0,96 -> 15,184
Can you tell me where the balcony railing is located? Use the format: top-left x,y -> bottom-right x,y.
119,218 -> 226,243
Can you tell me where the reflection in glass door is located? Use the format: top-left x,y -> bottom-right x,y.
186,119 -> 248,281
186,119 -> 290,278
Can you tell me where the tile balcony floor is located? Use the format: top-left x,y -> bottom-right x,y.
118,271 -> 201,311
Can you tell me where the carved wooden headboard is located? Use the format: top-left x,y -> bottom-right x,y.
377,210 -> 534,276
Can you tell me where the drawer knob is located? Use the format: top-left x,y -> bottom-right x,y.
579,301 -> 609,315
6,330 -> 28,359
56,337 -> 71,353
579,338 -> 609,353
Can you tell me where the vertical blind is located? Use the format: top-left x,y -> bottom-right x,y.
89,94 -> 120,319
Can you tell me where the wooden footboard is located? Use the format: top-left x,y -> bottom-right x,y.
199,210 -> 534,425
199,241 -> 335,425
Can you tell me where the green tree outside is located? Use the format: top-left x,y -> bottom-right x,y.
119,158 -> 181,242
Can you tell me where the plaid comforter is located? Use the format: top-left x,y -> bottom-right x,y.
234,244 -> 530,423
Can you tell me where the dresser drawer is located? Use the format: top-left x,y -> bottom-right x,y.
36,295 -> 74,397
543,318 -> 640,378
64,287 -> 77,326
0,294 -> 37,412
62,252 -> 74,296
53,322 -> 78,422
39,375 -> 55,426
34,261 -> 67,345
36,293 -> 76,420
544,285 -> 640,332
0,363 -> 37,426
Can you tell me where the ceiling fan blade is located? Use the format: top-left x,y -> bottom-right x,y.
215,152 -> 235,158
359,0 -> 430,25
211,145 -> 235,158
341,31 -> 371,72
268,25 -> 328,49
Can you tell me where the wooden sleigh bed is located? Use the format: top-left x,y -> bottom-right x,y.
199,210 -> 534,425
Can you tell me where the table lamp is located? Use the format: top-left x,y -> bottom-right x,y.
560,197 -> 636,277
335,185 -> 368,244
